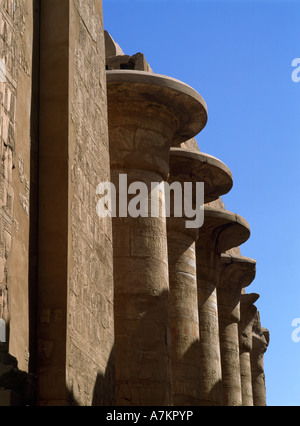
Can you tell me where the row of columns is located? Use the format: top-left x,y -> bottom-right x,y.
106,69 -> 269,406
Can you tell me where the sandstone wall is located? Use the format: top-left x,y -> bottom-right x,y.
37,0 -> 114,405
67,0 -> 115,406
0,0 -> 38,374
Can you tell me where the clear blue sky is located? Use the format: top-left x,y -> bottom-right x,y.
102,0 -> 300,406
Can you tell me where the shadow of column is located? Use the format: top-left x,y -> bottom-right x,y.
92,348 -> 116,406
174,338 -> 223,407
0,339 -> 36,406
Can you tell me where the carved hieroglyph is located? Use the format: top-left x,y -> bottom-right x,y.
0,0 -> 34,373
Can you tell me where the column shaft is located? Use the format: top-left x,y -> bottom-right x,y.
251,318 -> 269,407
240,350 -> 253,406
166,148 -> 233,407
219,321 -> 242,405
197,244 -> 223,406
239,293 -> 259,406
167,227 -> 200,406
196,206 -> 250,406
252,371 -> 267,406
107,69 -> 208,406
218,254 -> 256,406
113,169 -> 172,406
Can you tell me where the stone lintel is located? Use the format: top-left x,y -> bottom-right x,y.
104,30 -> 125,57
198,207 -> 251,254
106,53 -> 153,73
178,137 -> 201,153
169,148 -> 233,203
104,31 -> 153,72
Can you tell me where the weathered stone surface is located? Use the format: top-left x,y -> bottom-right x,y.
112,171 -> 172,406
196,206 -> 250,406
105,31 -> 153,72
37,0 -> 70,404
68,0 -> 115,407
107,70 -> 208,406
178,137 -> 201,153
219,255 -> 256,322
167,147 -> 233,406
170,148 -> 233,204
251,312 -> 270,406
239,293 -> 260,406
167,227 -> 200,406
0,4 -> 270,407
107,70 -> 208,158
0,343 -> 35,405
105,30 -> 125,57
0,0 -> 37,377
218,255 -> 256,406
37,0 -> 114,406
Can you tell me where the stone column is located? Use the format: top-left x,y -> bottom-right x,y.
167,148 -> 232,406
251,312 -> 270,406
239,293 -> 260,406
106,70 -> 207,406
218,254 -> 256,406
196,206 -> 250,406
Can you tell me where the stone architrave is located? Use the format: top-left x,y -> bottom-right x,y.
239,293 -> 260,406
251,312 -> 270,406
104,30 -> 125,57
167,148 -> 232,406
106,70 -> 207,406
196,206 -> 251,406
105,31 -> 153,72
218,254 -> 256,406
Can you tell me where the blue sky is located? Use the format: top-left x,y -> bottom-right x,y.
102,0 -> 300,406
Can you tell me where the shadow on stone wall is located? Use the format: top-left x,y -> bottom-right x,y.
172,339 -> 201,406
172,338 -> 222,406
0,342 -> 36,406
66,347 -> 116,406
28,0 -> 41,379
92,347 -> 116,406
65,317 -> 223,406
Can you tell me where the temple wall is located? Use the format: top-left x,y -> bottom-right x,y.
0,0 -> 38,374
37,0 -> 113,405
67,0 -> 115,406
